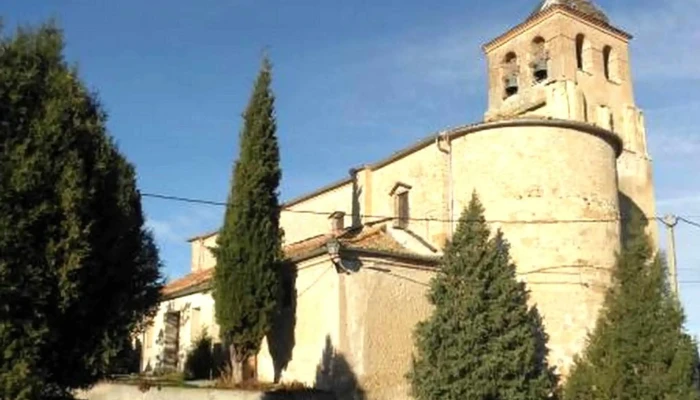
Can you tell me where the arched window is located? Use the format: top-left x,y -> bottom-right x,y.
581,93 -> 589,122
575,34 -> 585,70
531,36 -> 548,83
602,45 -> 617,81
503,52 -> 519,97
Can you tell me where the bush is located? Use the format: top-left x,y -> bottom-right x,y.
184,331 -> 216,380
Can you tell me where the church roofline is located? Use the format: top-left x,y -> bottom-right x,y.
281,176 -> 354,209
187,117 -> 622,243
186,176 -> 354,243
482,4 -> 632,52
173,224 -> 439,300
362,117 -> 622,172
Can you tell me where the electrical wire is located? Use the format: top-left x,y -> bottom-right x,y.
141,192 -> 674,225
679,217 -> 700,230
143,192 -> 700,285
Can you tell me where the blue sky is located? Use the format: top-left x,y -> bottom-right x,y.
3,0 -> 699,335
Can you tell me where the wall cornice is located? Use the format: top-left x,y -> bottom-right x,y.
482,5 -> 632,53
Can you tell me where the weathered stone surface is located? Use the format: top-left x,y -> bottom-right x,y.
77,383 -> 335,400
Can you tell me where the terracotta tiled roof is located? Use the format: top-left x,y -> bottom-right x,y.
340,224 -> 407,254
284,233 -> 333,259
162,268 -> 213,297
162,224 -> 427,299
530,0 -> 609,23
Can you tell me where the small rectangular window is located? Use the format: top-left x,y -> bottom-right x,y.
395,191 -> 409,229
190,307 -> 201,340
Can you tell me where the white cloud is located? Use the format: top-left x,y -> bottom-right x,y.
657,195 -> 700,208
651,134 -> 700,157
612,0 -> 700,81
145,219 -> 181,244
145,206 -> 222,246
646,102 -> 700,159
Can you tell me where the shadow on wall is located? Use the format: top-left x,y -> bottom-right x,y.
350,169 -> 362,228
315,336 -> 365,400
267,260 -> 298,383
618,191 -> 648,244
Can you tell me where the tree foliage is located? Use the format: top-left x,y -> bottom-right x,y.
408,192 -> 558,400
106,338 -> 142,376
564,211 -> 700,399
184,330 -> 217,381
212,56 -> 283,379
0,22 -> 163,399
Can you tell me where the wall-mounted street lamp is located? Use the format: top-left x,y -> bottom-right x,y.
325,238 -> 359,274
326,238 -> 341,259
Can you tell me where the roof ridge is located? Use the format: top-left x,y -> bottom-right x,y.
284,233 -> 331,248
342,224 -> 388,244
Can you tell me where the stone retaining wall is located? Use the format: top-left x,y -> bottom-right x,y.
77,383 -> 336,400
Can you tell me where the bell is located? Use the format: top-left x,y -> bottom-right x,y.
504,75 -> 519,96
533,59 -> 548,82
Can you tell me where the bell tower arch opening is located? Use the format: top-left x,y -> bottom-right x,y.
531,36 -> 548,84
602,45 -> 620,82
503,52 -> 520,98
575,33 -> 593,72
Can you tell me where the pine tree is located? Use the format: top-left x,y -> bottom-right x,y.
0,22 -> 163,399
213,56 -> 283,382
408,192 -> 558,400
564,211 -> 700,399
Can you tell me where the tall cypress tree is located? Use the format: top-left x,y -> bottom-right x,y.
0,22 -> 163,399
408,192 -> 558,400
564,211 -> 700,399
213,56 -> 283,382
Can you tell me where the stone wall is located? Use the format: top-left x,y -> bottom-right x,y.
255,255 -> 436,400
342,259 -> 435,400
191,235 -> 218,273
361,142 -> 450,247
257,258 -> 341,386
449,122 -> 621,376
282,182 -> 355,244
141,291 -> 219,373
188,182 -> 354,273
77,383 -> 335,400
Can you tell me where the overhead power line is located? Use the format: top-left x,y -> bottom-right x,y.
679,217 -> 700,230
141,192 -> 679,225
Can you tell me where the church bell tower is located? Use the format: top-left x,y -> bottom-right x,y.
481,0 -> 658,242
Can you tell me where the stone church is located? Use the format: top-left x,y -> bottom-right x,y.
139,1 -> 657,398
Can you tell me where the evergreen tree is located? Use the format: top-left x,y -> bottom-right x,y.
0,22 -> 163,399
408,192 -> 558,400
564,211 -> 700,399
213,56 -> 283,382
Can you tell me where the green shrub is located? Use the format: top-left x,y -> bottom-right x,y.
185,331 -> 216,380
